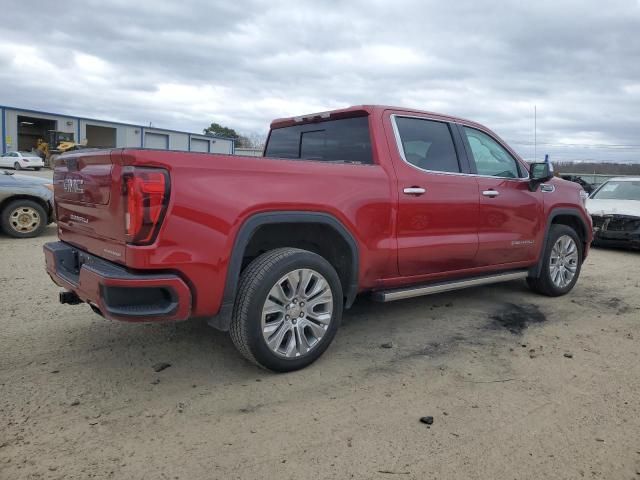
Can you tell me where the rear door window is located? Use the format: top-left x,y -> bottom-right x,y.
265,116 -> 372,164
393,117 -> 461,173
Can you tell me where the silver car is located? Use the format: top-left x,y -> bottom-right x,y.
0,171 -> 54,238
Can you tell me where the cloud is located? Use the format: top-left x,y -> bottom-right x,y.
0,0 -> 639,161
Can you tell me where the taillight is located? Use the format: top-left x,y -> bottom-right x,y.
122,167 -> 170,245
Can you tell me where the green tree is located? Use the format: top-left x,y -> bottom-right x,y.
203,122 -> 252,147
203,122 -> 239,139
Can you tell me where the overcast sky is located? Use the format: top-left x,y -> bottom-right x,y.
1,0 -> 639,161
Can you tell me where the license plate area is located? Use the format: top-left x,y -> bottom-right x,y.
57,248 -> 87,285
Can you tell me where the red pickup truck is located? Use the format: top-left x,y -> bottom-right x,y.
44,105 -> 592,371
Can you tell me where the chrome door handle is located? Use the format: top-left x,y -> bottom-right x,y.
482,190 -> 500,197
403,187 -> 426,195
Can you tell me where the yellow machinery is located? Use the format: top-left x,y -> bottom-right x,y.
35,138 -> 49,159
37,132 -> 87,166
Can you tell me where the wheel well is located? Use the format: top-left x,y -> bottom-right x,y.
0,195 -> 51,221
242,222 -> 354,300
552,214 -> 587,250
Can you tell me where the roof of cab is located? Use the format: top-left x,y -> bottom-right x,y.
269,105 -> 482,129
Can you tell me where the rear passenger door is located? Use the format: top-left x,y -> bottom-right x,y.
459,125 -> 542,266
387,114 -> 480,277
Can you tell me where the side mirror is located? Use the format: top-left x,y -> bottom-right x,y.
529,162 -> 554,191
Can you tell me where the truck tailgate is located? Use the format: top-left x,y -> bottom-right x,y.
54,150 -> 127,261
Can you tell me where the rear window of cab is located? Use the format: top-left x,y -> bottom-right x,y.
264,116 -> 372,164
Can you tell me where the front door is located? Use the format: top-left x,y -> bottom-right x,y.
387,114 -> 480,277
460,125 -> 542,266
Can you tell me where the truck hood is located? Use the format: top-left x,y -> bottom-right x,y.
586,199 -> 640,217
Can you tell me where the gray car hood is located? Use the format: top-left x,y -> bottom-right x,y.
1,172 -> 51,186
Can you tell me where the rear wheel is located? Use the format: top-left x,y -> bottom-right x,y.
34,167 -> 41,171
14,162 -> 21,171
1,199 -> 47,238
230,248 -> 343,372
527,224 -> 582,296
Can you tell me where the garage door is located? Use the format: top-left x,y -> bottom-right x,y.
144,133 -> 169,149
190,138 -> 209,153
86,125 -> 117,148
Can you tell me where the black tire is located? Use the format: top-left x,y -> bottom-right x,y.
527,224 -> 583,296
14,162 -> 22,171
230,247 -> 343,372
34,167 -> 41,171
0,199 -> 48,238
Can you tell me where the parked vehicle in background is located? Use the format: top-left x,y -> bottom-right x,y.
0,151 -> 45,171
560,174 -> 594,194
587,177 -> 640,249
44,105 -> 592,371
0,171 -> 54,238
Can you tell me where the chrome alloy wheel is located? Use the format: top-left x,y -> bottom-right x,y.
261,268 -> 334,358
549,235 -> 578,288
9,206 -> 41,234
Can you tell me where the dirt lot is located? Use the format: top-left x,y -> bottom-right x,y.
1,194 -> 639,479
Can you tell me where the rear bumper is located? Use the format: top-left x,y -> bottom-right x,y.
21,160 -> 44,168
44,241 -> 192,322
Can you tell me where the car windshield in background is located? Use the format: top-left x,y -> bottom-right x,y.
264,116 -> 372,164
19,152 -> 41,158
591,181 -> 640,200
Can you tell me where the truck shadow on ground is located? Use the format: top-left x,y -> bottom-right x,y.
50,276 -> 626,388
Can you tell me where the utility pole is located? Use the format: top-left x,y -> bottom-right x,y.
534,105 -> 537,162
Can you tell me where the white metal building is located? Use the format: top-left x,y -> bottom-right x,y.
0,105 -> 235,155
234,147 -> 263,157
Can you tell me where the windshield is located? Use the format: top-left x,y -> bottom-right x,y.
591,180 -> 640,200
19,151 -> 41,158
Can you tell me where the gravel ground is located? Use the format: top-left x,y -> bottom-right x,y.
0,211 -> 639,479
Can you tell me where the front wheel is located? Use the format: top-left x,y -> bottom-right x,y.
230,248 -> 343,372
1,199 -> 47,238
14,162 -> 22,170
527,224 -> 583,296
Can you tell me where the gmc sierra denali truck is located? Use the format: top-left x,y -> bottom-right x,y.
44,105 -> 592,371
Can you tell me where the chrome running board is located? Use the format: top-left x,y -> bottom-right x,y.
373,270 -> 529,302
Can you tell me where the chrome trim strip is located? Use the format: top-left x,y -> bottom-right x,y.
375,270 -> 529,302
390,114 -> 530,181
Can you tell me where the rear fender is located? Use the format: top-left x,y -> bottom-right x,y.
208,211 -> 359,331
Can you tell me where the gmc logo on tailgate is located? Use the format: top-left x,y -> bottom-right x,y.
63,178 -> 84,194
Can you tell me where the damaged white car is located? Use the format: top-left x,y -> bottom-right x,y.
586,177 -> 640,249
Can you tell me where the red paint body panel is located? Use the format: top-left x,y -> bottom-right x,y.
474,176 -> 542,266
45,105 -> 593,323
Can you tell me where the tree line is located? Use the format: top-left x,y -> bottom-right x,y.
554,161 -> 640,175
